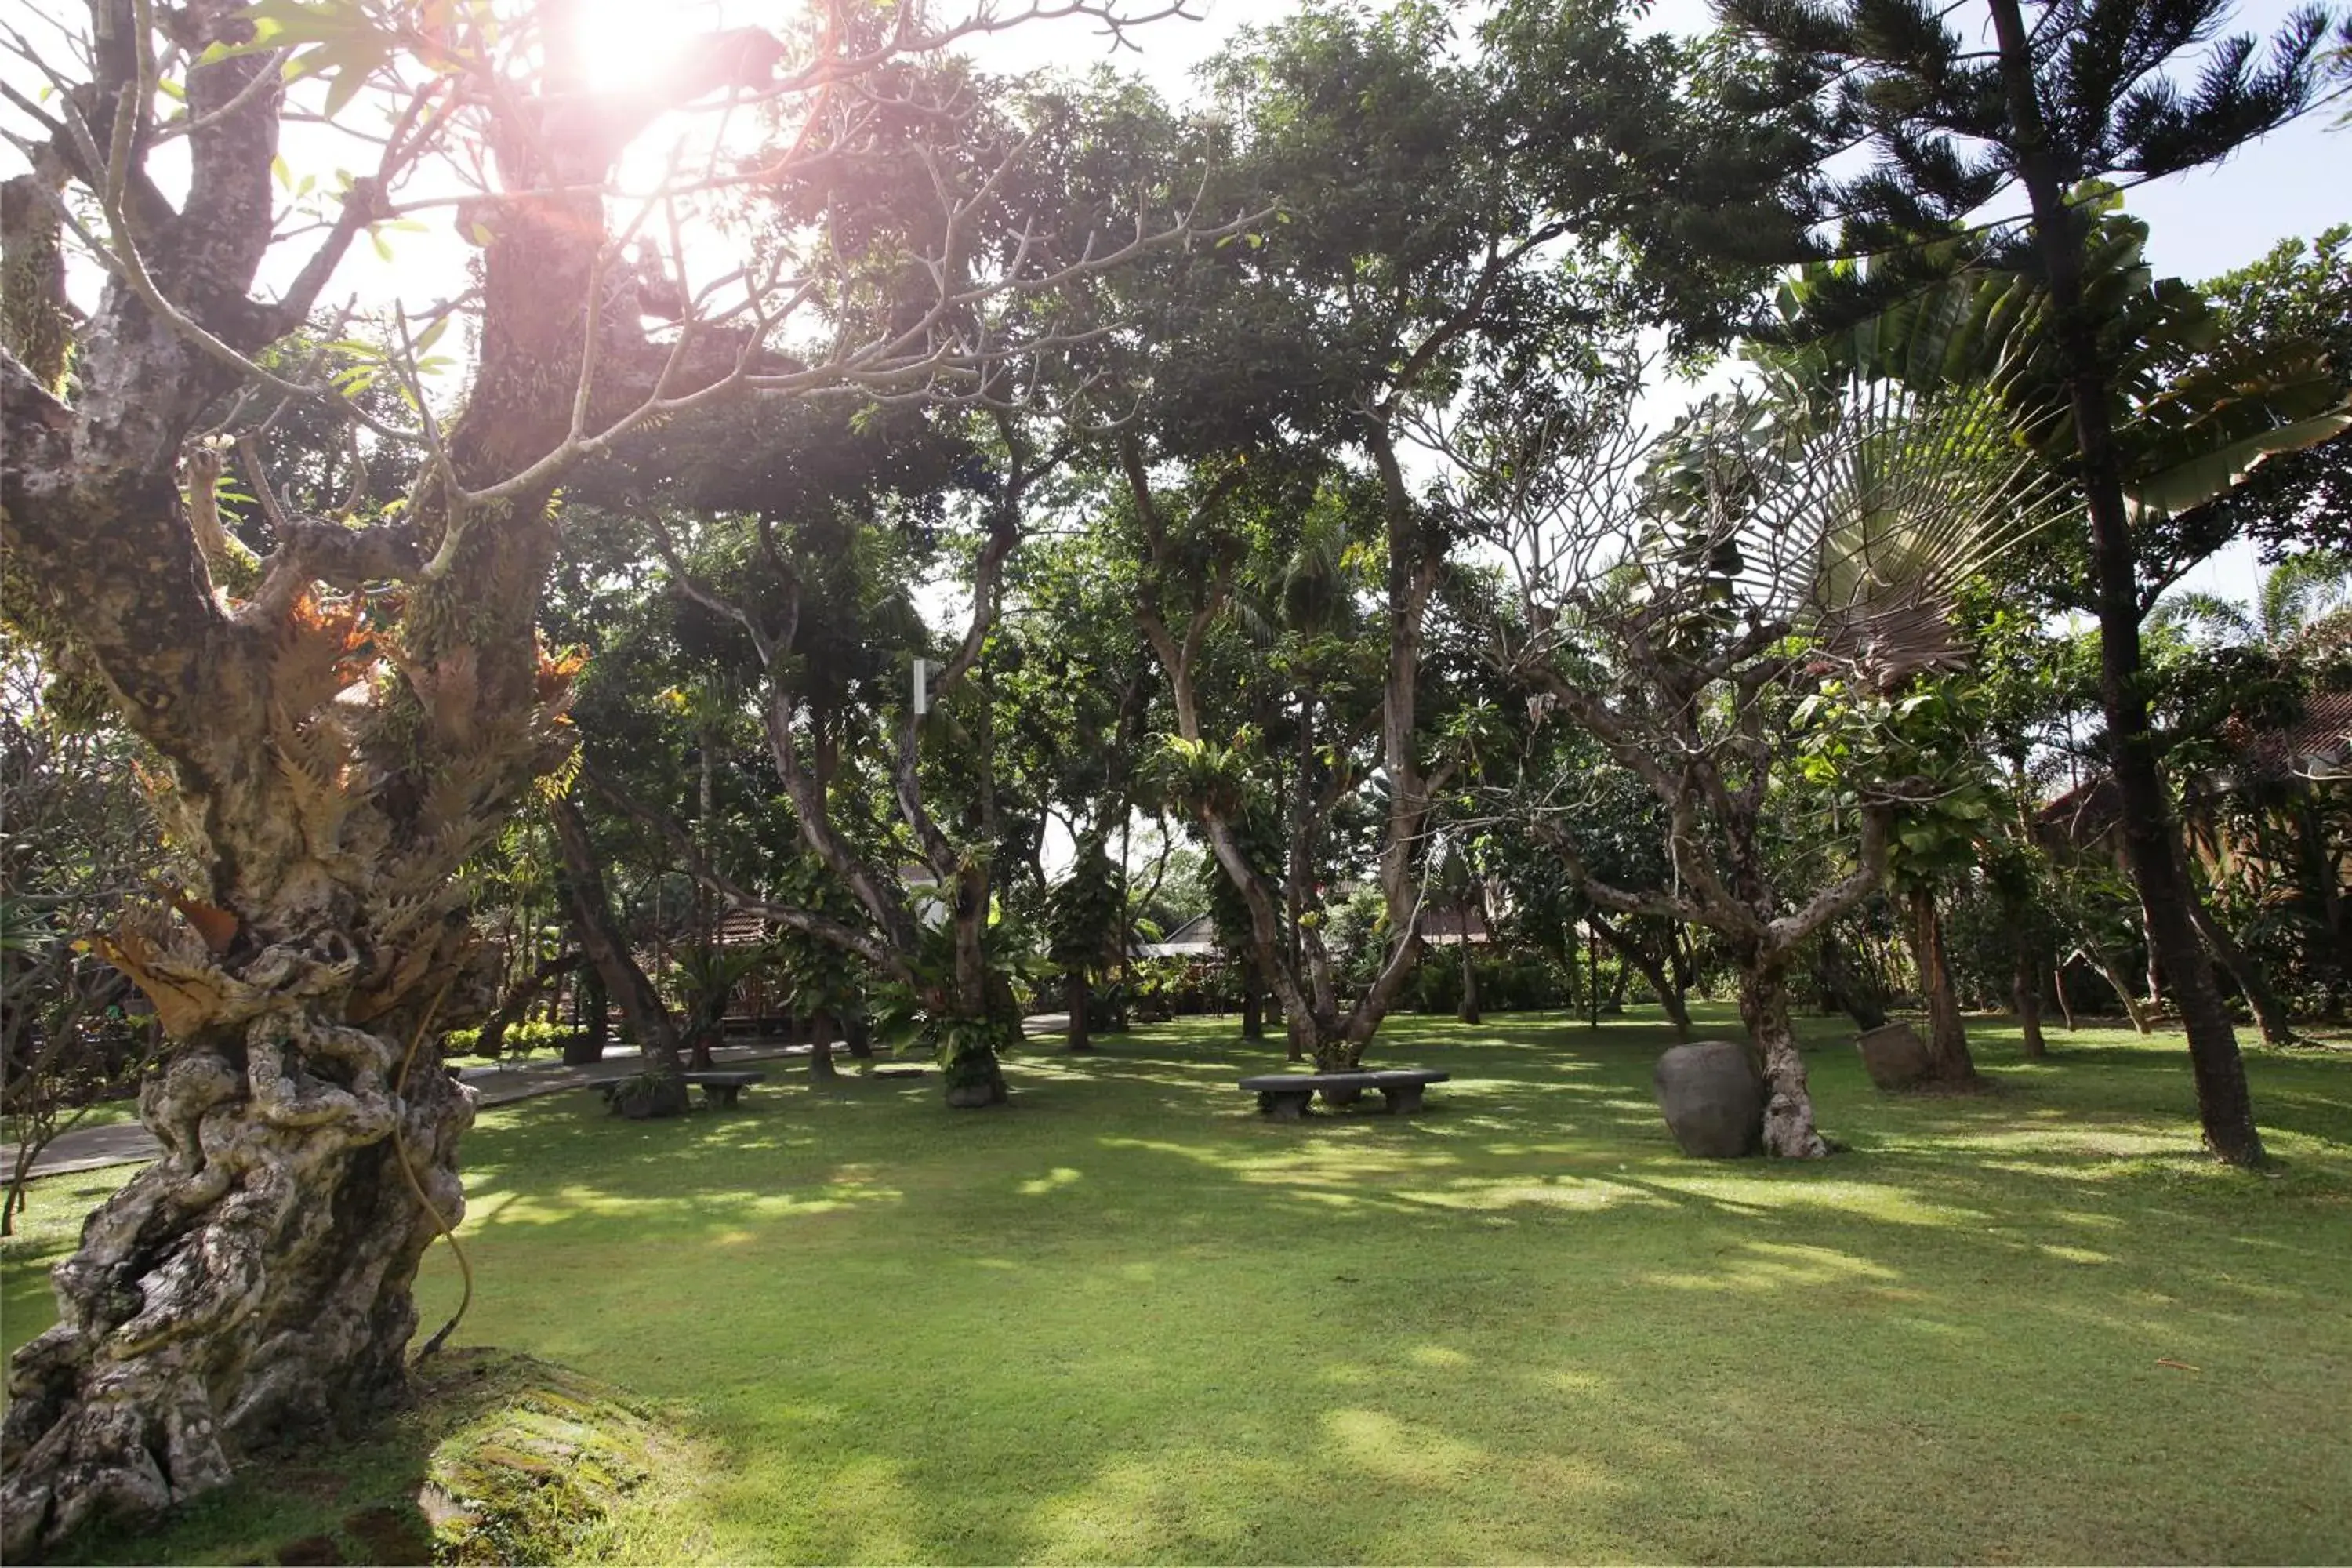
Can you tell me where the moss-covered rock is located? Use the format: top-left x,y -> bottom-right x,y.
414,1351 -> 692,1565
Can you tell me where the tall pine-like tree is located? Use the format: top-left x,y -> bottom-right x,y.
1722,0 -> 2346,1164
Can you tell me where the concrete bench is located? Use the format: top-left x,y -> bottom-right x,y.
596,1069 -> 767,1110
686,1070 -> 765,1108
1237,1069 -> 1449,1121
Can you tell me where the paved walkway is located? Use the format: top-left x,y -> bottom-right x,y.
5,1040 -> 815,1181
5,1014 -> 1074,1182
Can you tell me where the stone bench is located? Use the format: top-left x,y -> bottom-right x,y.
596,1069 -> 767,1110
1237,1069 -> 1450,1121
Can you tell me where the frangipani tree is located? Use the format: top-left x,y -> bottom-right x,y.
1483,379 -> 2070,1155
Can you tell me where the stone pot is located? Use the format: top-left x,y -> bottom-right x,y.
1855,1021 -> 1932,1090
1653,1040 -> 1765,1158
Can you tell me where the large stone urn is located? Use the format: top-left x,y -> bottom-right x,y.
1653,1040 -> 1765,1158
1855,1021 -> 1932,1090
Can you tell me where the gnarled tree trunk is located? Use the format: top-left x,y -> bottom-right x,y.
1739,954 -> 1829,1159
0,11 -> 776,1546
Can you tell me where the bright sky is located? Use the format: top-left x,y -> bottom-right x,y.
978,0 -> 2348,289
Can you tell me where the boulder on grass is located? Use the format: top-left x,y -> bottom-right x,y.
1855,1021 -> 1931,1090
1653,1040 -> 1765,1159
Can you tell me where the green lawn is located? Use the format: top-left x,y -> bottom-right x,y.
6,1008 -> 2350,1564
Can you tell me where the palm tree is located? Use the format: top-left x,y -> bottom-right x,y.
2154,550 -> 2352,650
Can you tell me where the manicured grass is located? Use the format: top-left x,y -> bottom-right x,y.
6,1007 -> 2350,1563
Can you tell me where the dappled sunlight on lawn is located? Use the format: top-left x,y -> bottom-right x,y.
1015,1165 -> 1085,1196
1390,1174 -> 1680,1214
8,1008 -> 2352,1563
1642,1239 -> 1903,1294
1024,1449 -> 1290,1563
1627,1171 -> 1992,1229
1096,1131 -> 1466,1192
1323,1407 -> 1488,1484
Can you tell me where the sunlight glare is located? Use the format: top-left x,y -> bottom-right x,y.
572,0 -> 694,96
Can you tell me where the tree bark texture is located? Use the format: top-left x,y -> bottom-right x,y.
1907,887 -> 1982,1086
2183,884 -> 2297,1048
0,12 -> 776,1540
806,1012 -> 838,1084
1739,956 -> 1829,1158
2013,944 -> 2048,1060
1985,0 -> 2263,1164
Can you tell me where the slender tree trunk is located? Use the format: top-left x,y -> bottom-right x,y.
2183,884 -> 2297,1047
1819,926 -> 1891,1030
550,797 -> 686,1108
1739,953 -> 1829,1158
573,968 -> 612,1065
1587,925 -> 1602,1031
1907,886 -> 1982,1086
1669,927 -> 1695,1019
1240,963 -> 1265,1040
474,951 -> 581,1058
1987,0 -> 2263,1165
690,723 -> 719,1074
2297,795 -> 2350,1007
1591,913 -> 1693,1039
2014,944 -> 2048,1059
2085,945 -> 2154,1033
807,1011 -> 838,1084
1065,970 -> 1093,1053
1457,939 -> 1481,1025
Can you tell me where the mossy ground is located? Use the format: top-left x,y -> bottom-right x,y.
0,1348 -> 698,1566
5,1006 -> 2350,1563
